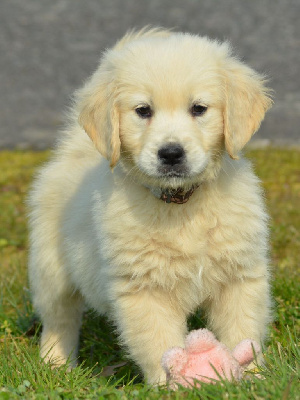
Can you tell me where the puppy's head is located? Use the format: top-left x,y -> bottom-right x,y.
78,28 -> 272,189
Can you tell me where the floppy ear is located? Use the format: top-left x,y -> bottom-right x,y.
77,67 -> 120,169
223,59 -> 272,159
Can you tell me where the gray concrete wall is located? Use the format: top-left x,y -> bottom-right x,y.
1,0 -> 299,149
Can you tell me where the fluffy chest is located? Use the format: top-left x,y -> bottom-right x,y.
92,167 -> 265,293
93,185 -> 211,290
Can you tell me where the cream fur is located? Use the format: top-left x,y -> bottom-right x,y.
28,28 -> 272,384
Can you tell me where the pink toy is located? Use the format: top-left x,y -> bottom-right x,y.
162,329 -> 261,388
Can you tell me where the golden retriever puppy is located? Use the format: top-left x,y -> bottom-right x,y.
28,28 -> 272,384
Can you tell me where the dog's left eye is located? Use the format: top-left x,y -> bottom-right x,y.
191,104 -> 207,116
135,106 -> 153,119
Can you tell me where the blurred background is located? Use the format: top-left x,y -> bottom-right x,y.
1,0 -> 299,149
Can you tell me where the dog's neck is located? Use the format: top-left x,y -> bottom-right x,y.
145,184 -> 200,204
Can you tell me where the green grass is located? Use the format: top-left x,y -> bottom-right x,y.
0,149 -> 299,399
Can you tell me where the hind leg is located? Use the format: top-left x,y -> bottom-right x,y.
29,214 -> 84,367
30,257 -> 84,367
39,291 -> 84,367
28,156 -> 93,367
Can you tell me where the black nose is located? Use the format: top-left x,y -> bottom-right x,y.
158,144 -> 185,166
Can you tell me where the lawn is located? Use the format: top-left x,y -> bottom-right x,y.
0,149 -> 299,399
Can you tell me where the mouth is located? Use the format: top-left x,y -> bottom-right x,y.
158,165 -> 189,178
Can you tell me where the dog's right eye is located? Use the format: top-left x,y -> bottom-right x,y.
135,106 -> 153,119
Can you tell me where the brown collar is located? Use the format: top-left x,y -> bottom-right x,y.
160,185 -> 199,204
